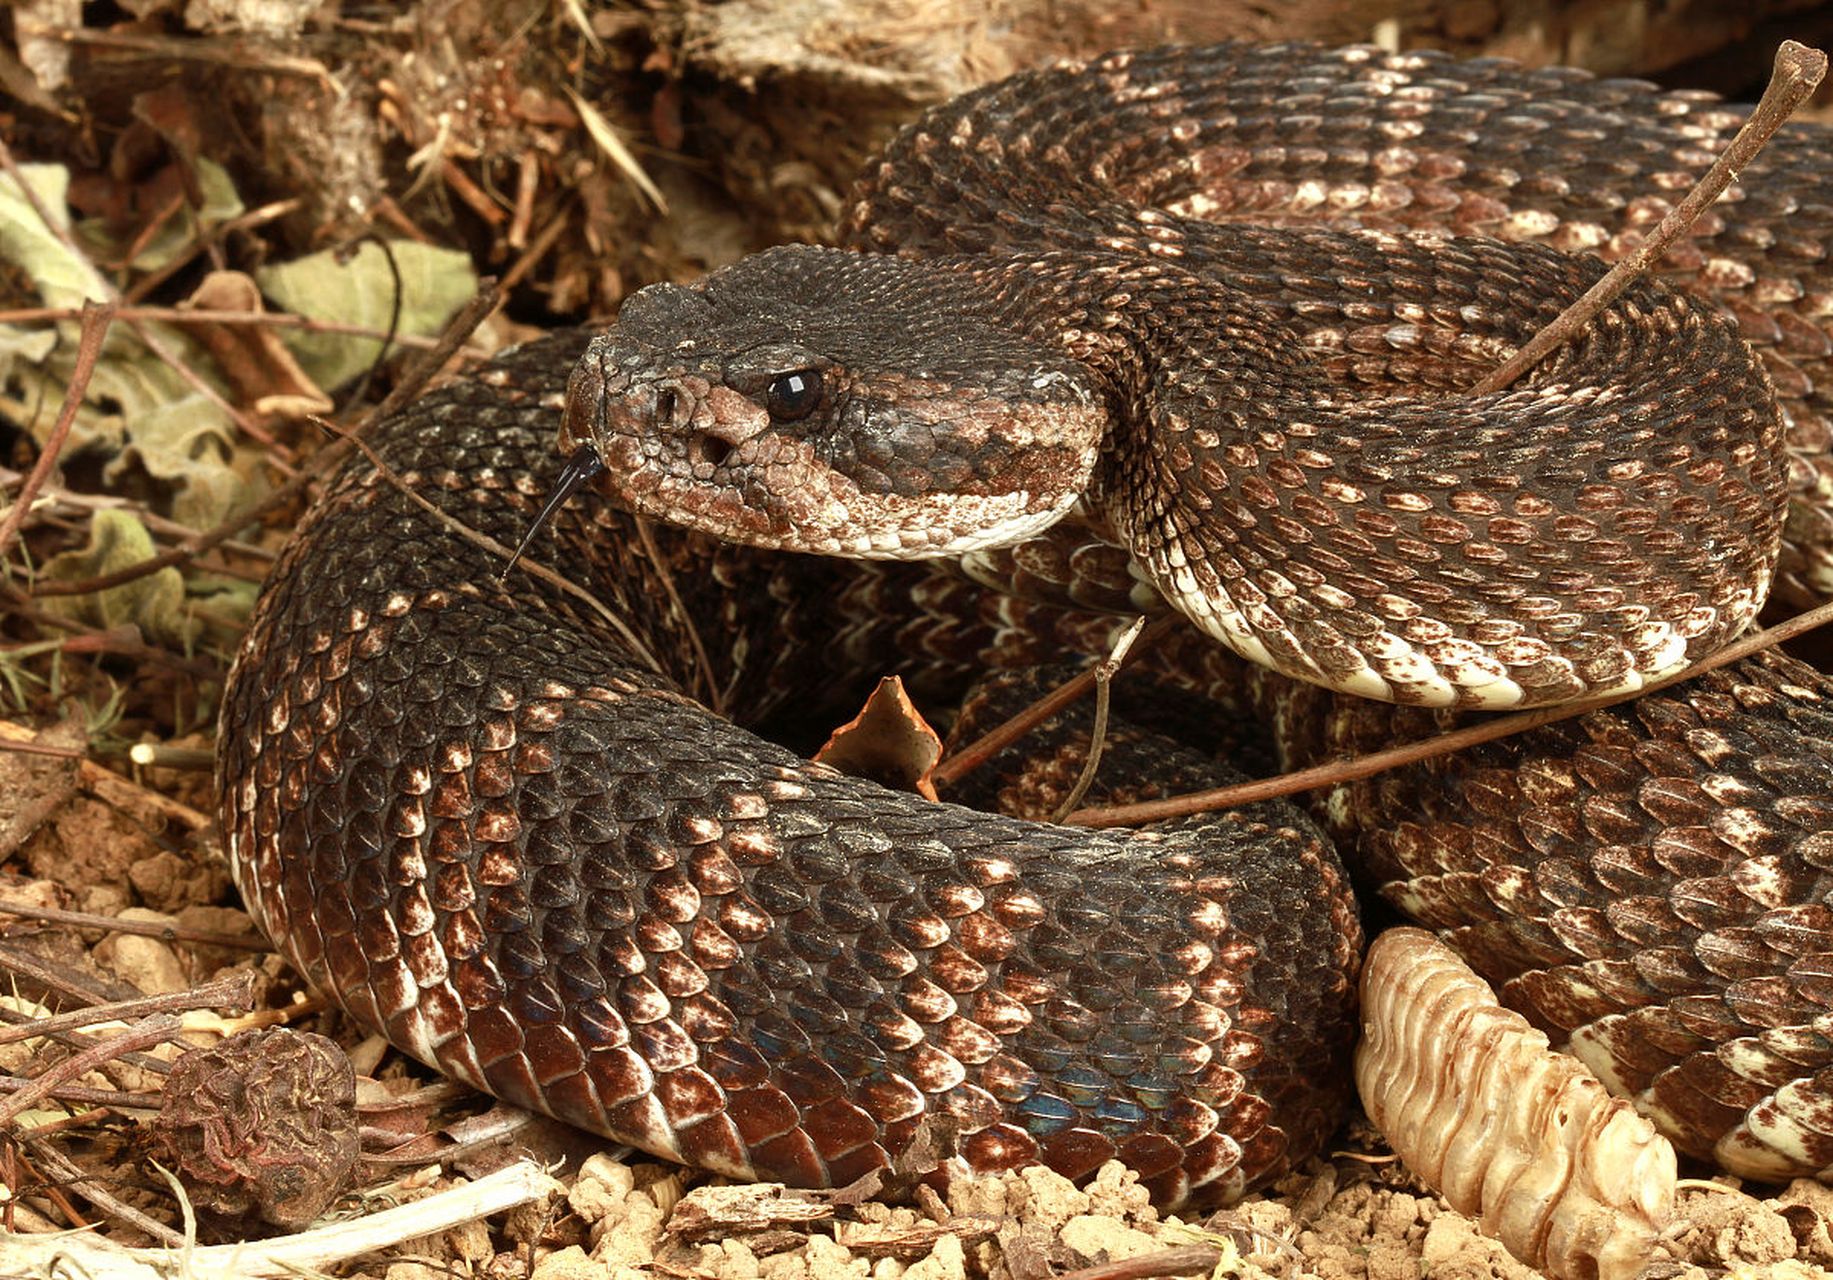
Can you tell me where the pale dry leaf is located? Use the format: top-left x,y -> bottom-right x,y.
181,270 -> 333,418
255,239 -> 477,391
36,509 -> 195,645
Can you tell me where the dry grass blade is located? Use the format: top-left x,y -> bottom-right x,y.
566,87 -> 669,212
0,1160 -> 562,1279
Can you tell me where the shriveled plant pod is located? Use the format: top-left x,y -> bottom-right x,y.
1356,928 -> 1675,1280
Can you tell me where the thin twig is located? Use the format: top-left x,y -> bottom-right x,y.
119,199 -> 302,307
19,1107 -> 116,1141
0,301 -> 117,566
39,25 -> 333,86
0,590 -> 221,678
633,515 -> 719,712
0,942 -> 124,1010
1069,592 -> 1833,828
0,1006 -> 175,1079
0,466 -> 277,562
12,1146 -> 91,1229
0,304 -> 479,353
17,1135 -> 184,1246
23,481 -> 299,598
121,316 -> 295,464
0,721 -> 212,832
366,282 -> 502,427
0,1017 -> 182,1129
0,1077 -> 162,1111
931,614 -> 1181,789
126,743 -> 217,772
0,1158 -> 560,1276
111,187 -> 189,280
0,143 -> 71,255
0,739 -> 85,759
337,233 -> 406,412
498,199 -> 575,293
359,1121 -> 546,1169
1051,616 -> 1145,823
1472,40 -> 1827,396
0,974 -> 257,1051
0,899 -> 267,952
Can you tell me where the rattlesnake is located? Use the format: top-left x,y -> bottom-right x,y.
219,43 -> 1833,1206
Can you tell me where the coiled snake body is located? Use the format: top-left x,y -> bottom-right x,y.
220,44 -> 1833,1202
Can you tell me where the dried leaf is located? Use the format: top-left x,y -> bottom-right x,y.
813,676 -> 943,799
180,270 -> 333,418
255,240 -> 478,391
1,164 -> 263,530
38,509 -> 196,646
0,163 -> 110,309
82,154 -> 246,273
12,0 -> 79,93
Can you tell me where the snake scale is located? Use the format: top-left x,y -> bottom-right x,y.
219,43 -> 1833,1205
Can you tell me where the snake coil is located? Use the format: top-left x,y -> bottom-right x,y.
221,43 -> 1833,1205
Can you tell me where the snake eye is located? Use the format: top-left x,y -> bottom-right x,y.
766,369 -> 823,422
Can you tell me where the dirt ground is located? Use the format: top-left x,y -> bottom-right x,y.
7,1 -> 1833,1277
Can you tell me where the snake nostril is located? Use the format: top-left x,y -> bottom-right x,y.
689,432 -> 735,470
655,387 -> 679,425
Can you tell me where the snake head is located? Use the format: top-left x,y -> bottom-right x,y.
562,245 -> 1106,558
